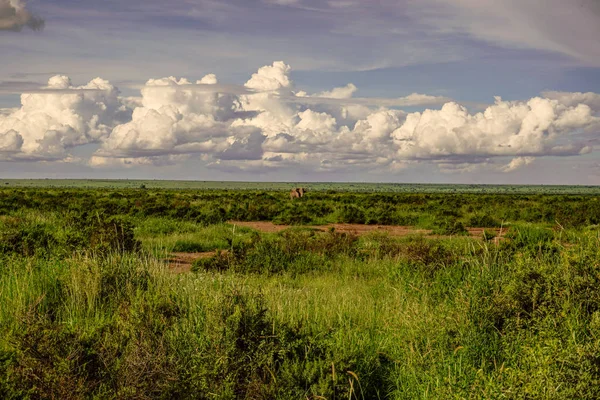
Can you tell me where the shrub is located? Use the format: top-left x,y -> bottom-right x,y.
401,236 -> 456,276
88,216 -> 141,254
0,218 -> 58,257
501,225 -> 559,257
193,207 -> 227,226
98,257 -> 151,304
193,229 -> 358,275
337,204 -> 366,224
172,240 -> 212,253
0,321 -> 105,399
199,290 -> 391,399
432,219 -> 468,236
192,250 -> 233,273
482,229 -> 497,241
273,207 -> 313,225
467,214 -> 501,228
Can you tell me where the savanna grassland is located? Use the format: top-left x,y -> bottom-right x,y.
1,183 -> 600,399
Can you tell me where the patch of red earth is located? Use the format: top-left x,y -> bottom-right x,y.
166,251 -> 217,273
229,221 -> 506,239
228,221 -> 290,233
165,224 -> 508,272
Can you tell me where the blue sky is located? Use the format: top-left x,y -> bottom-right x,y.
1,0 -> 599,183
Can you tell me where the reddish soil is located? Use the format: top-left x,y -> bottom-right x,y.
165,223 -> 507,272
229,221 -> 506,239
166,251 -> 217,273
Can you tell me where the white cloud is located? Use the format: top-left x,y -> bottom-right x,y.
0,129 -> 22,151
0,75 -> 129,161
3,61 -> 599,175
89,154 -> 191,168
92,72 -> 266,166
542,91 -> 600,111
314,83 -> 357,99
392,97 -> 599,160
501,156 -> 535,172
245,61 -> 293,92
292,85 -> 451,108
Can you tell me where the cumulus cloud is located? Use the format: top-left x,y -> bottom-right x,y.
313,83 -> 357,99
0,129 -> 22,152
245,61 -> 292,92
392,97 -> 599,159
294,82 -> 451,109
3,61 -> 600,175
542,91 -> 600,111
501,156 -> 535,172
92,73 -> 265,166
0,75 -> 129,160
95,62 -> 410,171
0,0 -> 44,31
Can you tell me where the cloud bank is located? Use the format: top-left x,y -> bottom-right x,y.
1,61 -> 599,174
0,75 -> 130,160
0,0 -> 44,31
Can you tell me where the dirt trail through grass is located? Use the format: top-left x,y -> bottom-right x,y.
229,220 -> 503,238
167,251 -> 219,273
166,222 -> 506,272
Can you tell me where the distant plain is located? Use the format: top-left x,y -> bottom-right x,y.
3,179 -> 600,194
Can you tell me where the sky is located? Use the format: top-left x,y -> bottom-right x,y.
1,0 -> 600,184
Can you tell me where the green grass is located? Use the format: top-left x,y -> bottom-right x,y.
138,222 -> 258,254
2,225 -> 600,398
2,190 -> 600,398
2,179 -> 600,194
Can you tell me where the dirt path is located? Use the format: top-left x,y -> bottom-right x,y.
228,221 -> 505,238
166,251 -> 217,273
166,222 -> 506,272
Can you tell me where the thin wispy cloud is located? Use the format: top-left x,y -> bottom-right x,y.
409,0 -> 600,66
0,80 -> 109,94
288,92 -> 453,108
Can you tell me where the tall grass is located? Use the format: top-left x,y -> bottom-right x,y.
2,209 -> 600,397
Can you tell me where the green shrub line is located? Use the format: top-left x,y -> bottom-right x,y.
2,188 -> 600,228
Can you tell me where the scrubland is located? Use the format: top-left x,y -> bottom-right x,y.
1,187 -> 600,399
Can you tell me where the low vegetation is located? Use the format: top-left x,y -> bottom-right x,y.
1,186 -> 600,398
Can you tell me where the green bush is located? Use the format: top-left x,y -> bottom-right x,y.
0,221 -> 57,257
400,236 -> 457,276
432,219 -> 468,236
337,204 -> 366,224
482,229 -> 497,241
273,206 -> 313,225
88,216 -> 141,254
172,240 -> 214,253
467,214 -> 501,228
502,225 -> 559,257
193,229 -> 358,275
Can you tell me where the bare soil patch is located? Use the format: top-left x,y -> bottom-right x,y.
166,251 -> 218,273
165,223 -> 507,272
229,221 -> 505,239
